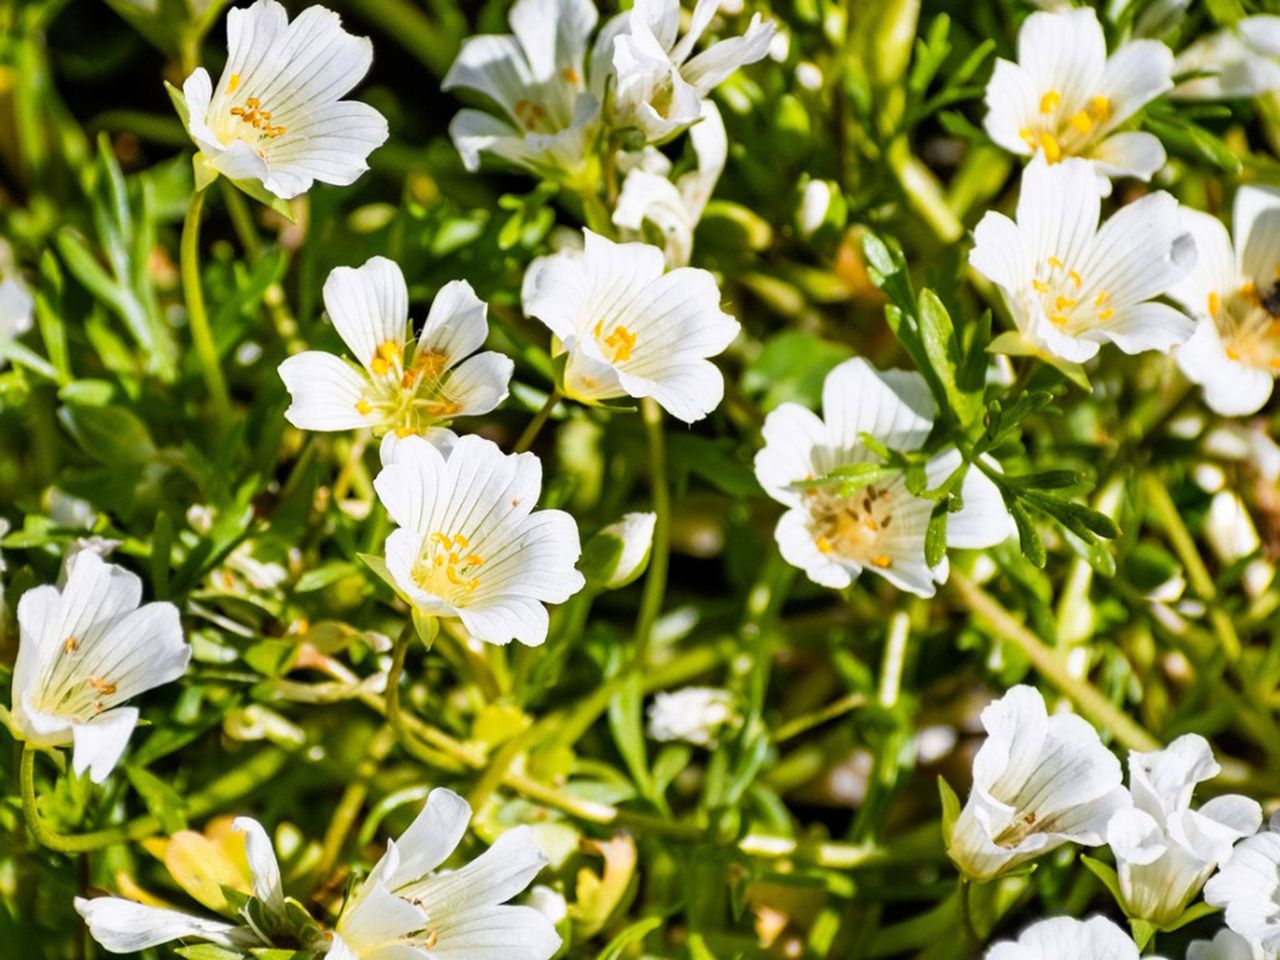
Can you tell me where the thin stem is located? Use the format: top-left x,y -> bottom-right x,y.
310,725 -> 396,891
384,620 -> 449,769
513,390 -> 560,453
633,397 -> 670,661
948,570 -> 1160,752
221,180 -> 260,261
181,187 -> 232,426
21,745 -> 287,853
957,878 -> 979,950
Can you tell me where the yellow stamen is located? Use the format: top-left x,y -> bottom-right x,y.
1055,296 -> 1077,311
1039,90 -> 1061,114
1098,307 -> 1114,321
1032,279 -> 1050,293
1089,95 -> 1112,121
1047,256 -> 1064,269
1208,292 -> 1222,315
816,536 -> 834,554
63,636 -> 78,654
1226,347 -> 1241,361
355,400 -> 373,415
1050,315 -> 1069,327
562,66 -> 580,85
87,677 -> 117,695
1036,131 -> 1061,163
396,426 -> 415,438
1094,290 -> 1109,306
228,74 -> 240,93
871,555 -> 893,569
1068,270 -> 1082,288
1067,111 -> 1093,134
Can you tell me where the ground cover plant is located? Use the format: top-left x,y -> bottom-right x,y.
5,0 -> 1280,957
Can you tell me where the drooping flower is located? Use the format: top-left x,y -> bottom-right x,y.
1206,826 -> 1280,952
1168,187 -> 1280,416
0,270 -> 33,367
373,434 -> 585,646
443,0 -> 601,179
329,788 -> 560,960
176,0 -> 388,200
1106,734 -> 1261,927
753,358 -> 1013,599
76,818 -> 294,953
985,916 -> 1151,960
279,257 -> 511,451
983,7 -> 1173,185
1188,930 -> 1274,960
1175,17 -> 1280,100
596,0 -> 775,143
970,155 -> 1195,365
948,685 -> 1129,881
11,551 -> 190,783
613,100 -> 727,266
647,687 -> 736,746
521,228 -> 739,423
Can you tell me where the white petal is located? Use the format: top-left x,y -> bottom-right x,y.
399,825 -> 547,910
71,708 -> 139,783
1177,320 -> 1275,417
420,280 -> 490,364
448,109 -> 533,173
1016,156 -> 1102,270
373,435 -> 450,531
982,59 -> 1039,156
1088,131 -> 1167,182
947,459 -> 1015,549
262,100 -> 387,198
1235,184 -> 1280,282
509,0 -> 598,81
1096,301 -> 1194,355
1017,9 -> 1107,104
820,358 -> 935,454
378,787 -> 472,890
75,897 -> 251,953
1098,40 -> 1174,132
445,352 -> 514,418
279,352 -> 374,432
774,508 -> 855,590
970,211 -> 1032,293
234,817 -> 285,913
443,35 -> 537,119
681,14 -> 776,96
424,904 -> 562,960
1168,209 -> 1238,319
458,595 -> 552,646
323,257 -> 410,371
754,403 -> 828,508
1078,191 -> 1193,307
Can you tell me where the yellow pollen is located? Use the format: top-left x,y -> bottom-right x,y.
1032,279 -> 1049,293
1241,280 -> 1257,297
395,426 -> 415,438
1226,347 -> 1241,361
1036,131 -> 1061,162
1098,307 -> 1114,321
594,320 -> 637,363
1055,296 -> 1077,311
865,519 -> 879,531
562,66 -> 580,84
1050,315 -> 1069,327
1039,90 -> 1061,114
1089,95 -> 1112,121
1208,292 -> 1222,315
1067,111 -> 1093,134
63,636 -> 78,654
1068,270 -> 1082,288
871,555 -> 893,569
816,536 -> 834,554
371,357 -> 389,375
402,370 -> 417,389
355,400 -> 373,415
423,931 -> 439,949
377,341 -> 399,363
228,73 -> 240,93
1271,358 -> 1280,370
1047,256 -> 1064,269
1094,290 -> 1109,306
87,677 -> 117,695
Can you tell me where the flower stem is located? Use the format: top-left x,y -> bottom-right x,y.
948,570 -> 1160,752
310,725 -> 396,891
21,745 -> 287,853
956,878 -> 979,950
633,397 -> 670,661
384,620 -> 450,769
181,186 -> 232,427
513,389 -> 561,453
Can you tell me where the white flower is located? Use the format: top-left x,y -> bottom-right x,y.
597,0 -> 775,143
0,273 -> 33,366
798,178 -> 838,238
613,100 -> 727,266
1188,930 -> 1275,960
373,434 -> 585,646
1168,187 -> 1280,416
948,685 -> 1129,881
76,818 -> 286,953
279,257 -> 512,447
178,0 -> 388,200
443,0 -> 600,178
585,511 -> 657,588
329,788 -> 560,960
11,551 -> 190,783
647,686 -> 735,746
985,916 -> 1151,960
1106,734 -> 1261,926
521,228 -> 739,423
1175,17 -> 1280,100
753,358 -> 1013,599
983,7 -> 1172,185
1206,829 -> 1280,952
970,155 -> 1195,365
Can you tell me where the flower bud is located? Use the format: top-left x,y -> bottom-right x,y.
581,512 -> 657,589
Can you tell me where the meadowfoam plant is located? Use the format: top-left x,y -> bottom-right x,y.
9,0 -> 1280,957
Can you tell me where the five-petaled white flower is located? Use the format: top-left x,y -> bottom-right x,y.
443,0 -> 600,179
985,916 -> 1152,960
970,155 -> 1195,365
11,551 -> 190,783
984,7 -> 1173,186
76,818 -> 289,954
647,686 -> 736,747
1175,17 -> 1280,101
948,685 -> 1129,881
1206,824 -> 1280,953
1188,930 -> 1275,960
1106,734 -> 1261,927
279,257 -> 512,450
753,358 -> 1013,599
613,100 -> 727,266
374,434 -> 585,646
598,0 -> 775,143
329,787 -> 559,960
178,0 -> 388,200
1169,187 -> 1280,416
521,228 -> 740,423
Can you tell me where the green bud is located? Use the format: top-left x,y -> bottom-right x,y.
581,512 -> 657,589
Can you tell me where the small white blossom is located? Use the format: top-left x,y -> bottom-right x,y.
329,788 -> 560,960
1106,734 -> 1261,926
1169,187 -> 1280,416
1206,828 -> 1280,952
443,0 -> 600,179
178,0 -> 388,199
970,155 -> 1195,365
985,916 -> 1152,960
983,7 -> 1172,186
587,511 -> 657,588
77,818 -> 285,953
374,434 -> 585,646
279,257 -> 512,448
754,358 -> 1013,599
521,228 -> 740,423
647,687 -> 735,746
1175,17 -> 1280,100
1188,930 -> 1275,960
11,552 -> 190,782
597,0 -> 775,143
949,685 -> 1129,881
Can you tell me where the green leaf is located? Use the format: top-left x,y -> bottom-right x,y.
124,765 -> 187,834
1080,854 -> 1124,906
1009,499 -> 1045,568
918,289 -> 979,426
925,500 -> 949,568
597,917 -> 663,960
937,775 -> 961,845
57,403 -> 157,465
1159,899 -> 1220,932
244,639 -> 299,678
176,947 -> 249,960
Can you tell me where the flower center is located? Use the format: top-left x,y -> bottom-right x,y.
411,532 -> 486,601
805,480 -> 897,570
593,321 -> 637,364
354,341 -> 460,438
226,75 -> 287,141
1018,90 -> 1112,162
1212,278 -> 1280,371
1028,257 -> 1113,333
993,809 -> 1041,848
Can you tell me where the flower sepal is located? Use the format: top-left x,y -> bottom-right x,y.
988,330 -> 1091,390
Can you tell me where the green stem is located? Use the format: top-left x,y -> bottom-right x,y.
181,187 -> 231,426
633,397 -> 670,661
956,879 -> 979,950
21,745 -> 286,853
384,621 -> 451,769
948,570 -> 1160,751
513,389 -> 561,453
221,180 -> 260,261
310,725 -> 396,890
